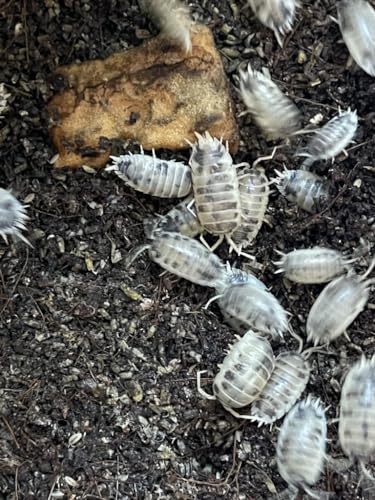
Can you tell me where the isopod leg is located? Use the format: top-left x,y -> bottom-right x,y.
197,371 -> 216,400
252,145 -> 280,169
224,405 -> 257,421
204,293 -> 223,310
125,244 -> 151,268
226,236 -> 255,260
200,234 -> 224,252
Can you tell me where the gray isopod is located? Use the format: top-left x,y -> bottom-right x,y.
306,260 -> 374,345
275,168 -> 330,213
337,0 -> 375,77
239,64 -> 301,139
0,188 -> 30,245
126,231 -> 229,291
276,395 -> 327,499
197,331 -> 275,418
295,108 -> 358,169
107,148 -> 192,198
274,247 -> 354,284
339,356 -> 375,476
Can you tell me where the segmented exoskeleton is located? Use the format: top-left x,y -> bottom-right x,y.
139,0 -> 193,53
276,396 -> 327,499
275,168 -> 330,213
0,188 -> 30,245
295,108 -> 358,169
189,132 -> 242,252
274,247 -> 354,284
107,149 -> 192,198
197,331 -> 275,418
337,0 -> 375,77
247,0 -> 298,47
126,231 -> 230,291
306,260 -> 375,345
239,64 -> 302,139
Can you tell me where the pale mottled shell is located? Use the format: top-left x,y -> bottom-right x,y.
251,352 -> 310,425
296,109 -> 358,169
247,0 -> 298,46
143,196 -> 203,239
224,266 -> 267,291
140,0 -> 193,53
306,272 -> 372,345
337,0 -> 375,77
213,331 -> 275,408
189,132 -> 241,236
107,152 -> 192,198
239,64 -> 301,139
231,169 -> 269,248
0,188 -> 29,244
149,232 -> 229,290
218,283 -> 289,338
277,396 -> 327,490
339,356 -> 375,460
275,247 -> 349,284
276,169 -> 330,213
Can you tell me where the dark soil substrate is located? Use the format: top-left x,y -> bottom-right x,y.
0,1 -> 374,498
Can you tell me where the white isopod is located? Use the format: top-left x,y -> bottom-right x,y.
276,395 -> 327,499
306,260 -> 375,345
139,0 -> 193,53
197,331 -> 275,418
247,0 -> 298,47
274,247 -> 354,284
295,108 -> 358,169
337,0 -> 375,77
107,149 -> 192,198
339,356 -> 375,476
239,64 -> 302,140
189,132 -> 243,252
207,281 -> 289,339
275,168 -> 330,213
126,231 -> 229,291
0,188 -> 30,245
230,168 -> 270,253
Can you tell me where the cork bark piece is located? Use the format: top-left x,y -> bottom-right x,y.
48,25 -> 239,169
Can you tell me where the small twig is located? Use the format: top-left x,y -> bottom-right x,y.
1,415 -> 21,449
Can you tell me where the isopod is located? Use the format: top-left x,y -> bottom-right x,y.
139,0 -> 193,53
224,264 -> 267,291
247,0 -> 298,47
239,64 -> 301,139
188,132 -> 242,251
306,260 -> 375,345
197,331 -> 275,418
275,168 -> 330,213
230,168 -> 270,252
337,0 -> 375,77
276,395 -> 327,499
107,148 -> 192,198
143,196 -> 203,239
295,108 -> 358,169
126,231 -> 229,291
207,282 -> 289,338
274,247 -> 354,284
339,356 -> 375,476
0,188 -> 30,245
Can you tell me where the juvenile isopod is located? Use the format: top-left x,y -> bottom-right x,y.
337,0 -> 375,77
230,168 -> 270,253
207,281 -> 289,339
339,356 -> 375,476
239,64 -> 302,139
274,247 -> 354,284
107,148 -> 192,198
0,188 -> 30,245
275,168 -> 330,213
188,132 -> 242,251
126,231 -> 229,291
276,396 -> 327,499
197,331 -> 275,418
143,196 -> 203,239
295,108 -> 358,169
139,0 -> 193,53
247,0 -> 298,47
306,260 -> 375,345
